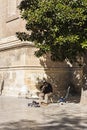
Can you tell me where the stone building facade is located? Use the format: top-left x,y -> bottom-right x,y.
0,0 -> 83,98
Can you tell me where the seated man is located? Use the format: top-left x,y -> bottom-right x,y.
39,80 -> 53,105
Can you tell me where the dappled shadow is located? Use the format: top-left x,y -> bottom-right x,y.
35,54 -> 82,103
0,113 -> 87,130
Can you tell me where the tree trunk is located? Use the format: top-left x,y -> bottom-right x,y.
80,88 -> 87,104
80,52 -> 87,104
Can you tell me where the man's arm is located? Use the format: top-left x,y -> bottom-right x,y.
40,85 -> 46,93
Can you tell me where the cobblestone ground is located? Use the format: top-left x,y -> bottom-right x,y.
0,96 -> 87,130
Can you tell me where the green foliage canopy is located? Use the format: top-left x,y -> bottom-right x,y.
17,0 -> 87,62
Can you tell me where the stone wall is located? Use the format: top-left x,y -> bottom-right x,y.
0,36 -> 83,98
24,47 -> 83,98
0,0 -> 25,38
0,36 -> 25,96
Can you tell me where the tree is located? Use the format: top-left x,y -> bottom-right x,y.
17,0 -> 87,103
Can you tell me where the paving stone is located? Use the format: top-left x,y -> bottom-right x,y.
0,96 -> 87,130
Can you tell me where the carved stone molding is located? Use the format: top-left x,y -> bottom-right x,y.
0,35 -> 34,51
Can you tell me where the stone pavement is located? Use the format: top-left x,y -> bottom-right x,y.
0,96 -> 87,130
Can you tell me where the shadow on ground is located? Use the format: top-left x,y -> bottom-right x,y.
0,113 -> 87,130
